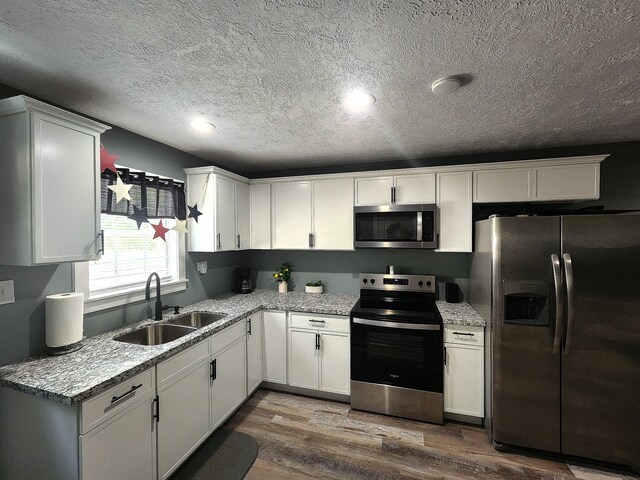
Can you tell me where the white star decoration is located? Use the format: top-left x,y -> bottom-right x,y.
107,174 -> 132,204
172,218 -> 188,236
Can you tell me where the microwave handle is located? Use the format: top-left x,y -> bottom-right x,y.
416,212 -> 423,242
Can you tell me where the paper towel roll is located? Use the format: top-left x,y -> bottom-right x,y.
46,293 -> 84,348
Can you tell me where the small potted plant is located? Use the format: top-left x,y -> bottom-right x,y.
273,263 -> 292,293
305,280 -> 324,294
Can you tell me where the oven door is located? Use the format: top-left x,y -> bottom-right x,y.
350,316 -> 443,393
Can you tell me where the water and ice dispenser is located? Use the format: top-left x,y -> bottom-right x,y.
503,280 -> 550,326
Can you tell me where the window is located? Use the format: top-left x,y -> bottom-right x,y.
74,166 -> 188,313
89,214 -> 179,294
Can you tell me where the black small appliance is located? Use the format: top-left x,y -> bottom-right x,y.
232,268 -> 252,294
445,282 -> 462,303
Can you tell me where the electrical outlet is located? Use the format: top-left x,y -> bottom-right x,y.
197,261 -> 208,275
0,280 -> 15,305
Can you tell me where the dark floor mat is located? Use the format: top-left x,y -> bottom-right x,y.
170,429 -> 258,480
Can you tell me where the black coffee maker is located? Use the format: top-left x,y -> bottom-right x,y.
232,268 -> 252,294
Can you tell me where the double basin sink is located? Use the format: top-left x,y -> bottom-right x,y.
113,312 -> 227,346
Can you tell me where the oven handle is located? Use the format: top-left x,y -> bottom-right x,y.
352,317 -> 441,331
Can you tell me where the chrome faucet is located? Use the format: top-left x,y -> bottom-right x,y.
145,272 -> 164,321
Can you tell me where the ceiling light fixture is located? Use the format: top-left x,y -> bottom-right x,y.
190,119 -> 216,133
431,76 -> 463,96
343,90 -> 376,113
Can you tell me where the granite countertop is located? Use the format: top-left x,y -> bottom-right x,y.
436,301 -> 486,327
0,290 -> 358,405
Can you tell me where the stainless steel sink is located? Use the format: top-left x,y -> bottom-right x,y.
113,324 -> 196,346
167,312 -> 227,329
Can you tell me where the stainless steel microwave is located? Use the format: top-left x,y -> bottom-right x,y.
354,204 -> 439,249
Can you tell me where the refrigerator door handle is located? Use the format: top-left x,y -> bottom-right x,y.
562,253 -> 575,355
551,254 -> 564,354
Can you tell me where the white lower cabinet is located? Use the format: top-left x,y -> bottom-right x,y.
263,310 -> 287,384
156,342 -> 211,480
246,312 -> 264,394
81,395 -> 157,480
211,335 -> 247,430
287,312 -> 350,396
443,325 -> 484,418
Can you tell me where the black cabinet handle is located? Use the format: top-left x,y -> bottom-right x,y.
111,384 -> 142,405
248,317 -> 252,335
237,234 -> 240,249
453,332 -> 474,336
315,333 -> 321,350
97,230 -> 105,255
443,346 -> 447,366
152,395 -> 160,423
308,319 -> 325,324
210,359 -> 217,381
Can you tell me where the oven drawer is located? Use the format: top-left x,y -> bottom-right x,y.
289,312 -> 349,333
444,325 -> 484,346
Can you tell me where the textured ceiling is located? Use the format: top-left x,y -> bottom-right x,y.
1,0 -> 638,173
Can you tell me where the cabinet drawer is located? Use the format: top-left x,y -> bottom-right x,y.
157,340 -> 209,388
444,325 -> 484,346
81,368 -> 154,434
210,320 -> 246,354
289,312 -> 349,333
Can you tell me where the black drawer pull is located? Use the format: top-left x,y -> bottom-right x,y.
453,332 -> 474,336
308,319 -> 325,324
111,384 -> 142,405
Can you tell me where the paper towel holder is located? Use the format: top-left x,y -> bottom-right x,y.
48,342 -> 83,356
46,292 -> 84,356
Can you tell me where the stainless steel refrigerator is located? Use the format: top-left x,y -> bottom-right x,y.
470,214 -> 640,468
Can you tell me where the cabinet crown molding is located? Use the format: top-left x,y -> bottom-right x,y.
183,165 -> 250,184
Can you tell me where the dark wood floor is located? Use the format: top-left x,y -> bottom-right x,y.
226,389 -> 637,480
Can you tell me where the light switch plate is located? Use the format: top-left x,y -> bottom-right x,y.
197,261 -> 208,275
0,280 -> 15,305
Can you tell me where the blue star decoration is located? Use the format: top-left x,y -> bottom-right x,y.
128,205 -> 149,230
188,204 -> 203,223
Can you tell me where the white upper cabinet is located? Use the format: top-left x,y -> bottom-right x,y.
273,181 -> 312,249
0,96 -> 109,265
473,158 -> 603,203
355,174 -> 436,206
184,167 -> 250,252
250,184 -> 271,249
394,173 -> 436,204
355,176 -> 394,206
437,171 -> 472,252
474,168 -> 533,203
534,163 -> 600,201
235,182 -> 250,250
312,178 -> 354,250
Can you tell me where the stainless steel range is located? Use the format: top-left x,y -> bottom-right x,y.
350,273 -> 443,424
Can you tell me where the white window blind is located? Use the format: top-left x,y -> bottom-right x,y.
88,214 -> 179,294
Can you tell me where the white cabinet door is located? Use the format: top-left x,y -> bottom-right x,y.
473,168 -> 532,203
394,173 -> 436,204
187,173 -> 215,252
33,112 -> 102,263
235,182 -> 250,250
250,184 -> 271,249
273,181 -> 312,249
81,396 -> 156,480
319,332 -> 350,395
312,178 -> 354,250
288,329 -> 320,390
444,343 -> 484,417
535,163 -> 600,201
437,172 -> 472,252
263,311 -> 287,384
246,313 -> 264,394
355,176 -> 393,206
157,361 -> 211,479
215,175 -> 236,251
211,337 -> 247,430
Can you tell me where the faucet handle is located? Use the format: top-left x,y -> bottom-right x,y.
163,305 -> 181,314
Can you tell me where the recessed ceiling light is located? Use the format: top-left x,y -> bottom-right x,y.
431,76 -> 463,96
343,90 -> 376,113
190,119 -> 216,133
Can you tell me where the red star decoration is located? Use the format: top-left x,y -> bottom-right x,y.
151,220 -> 170,242
100,144 -> 119,173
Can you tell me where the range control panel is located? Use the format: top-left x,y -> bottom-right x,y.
359,273 -> 436,293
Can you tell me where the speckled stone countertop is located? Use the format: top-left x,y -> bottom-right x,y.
0,290 -> 358,405
436,301 -> 486,327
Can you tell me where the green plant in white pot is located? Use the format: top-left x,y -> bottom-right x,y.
305,280 -> 324,294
